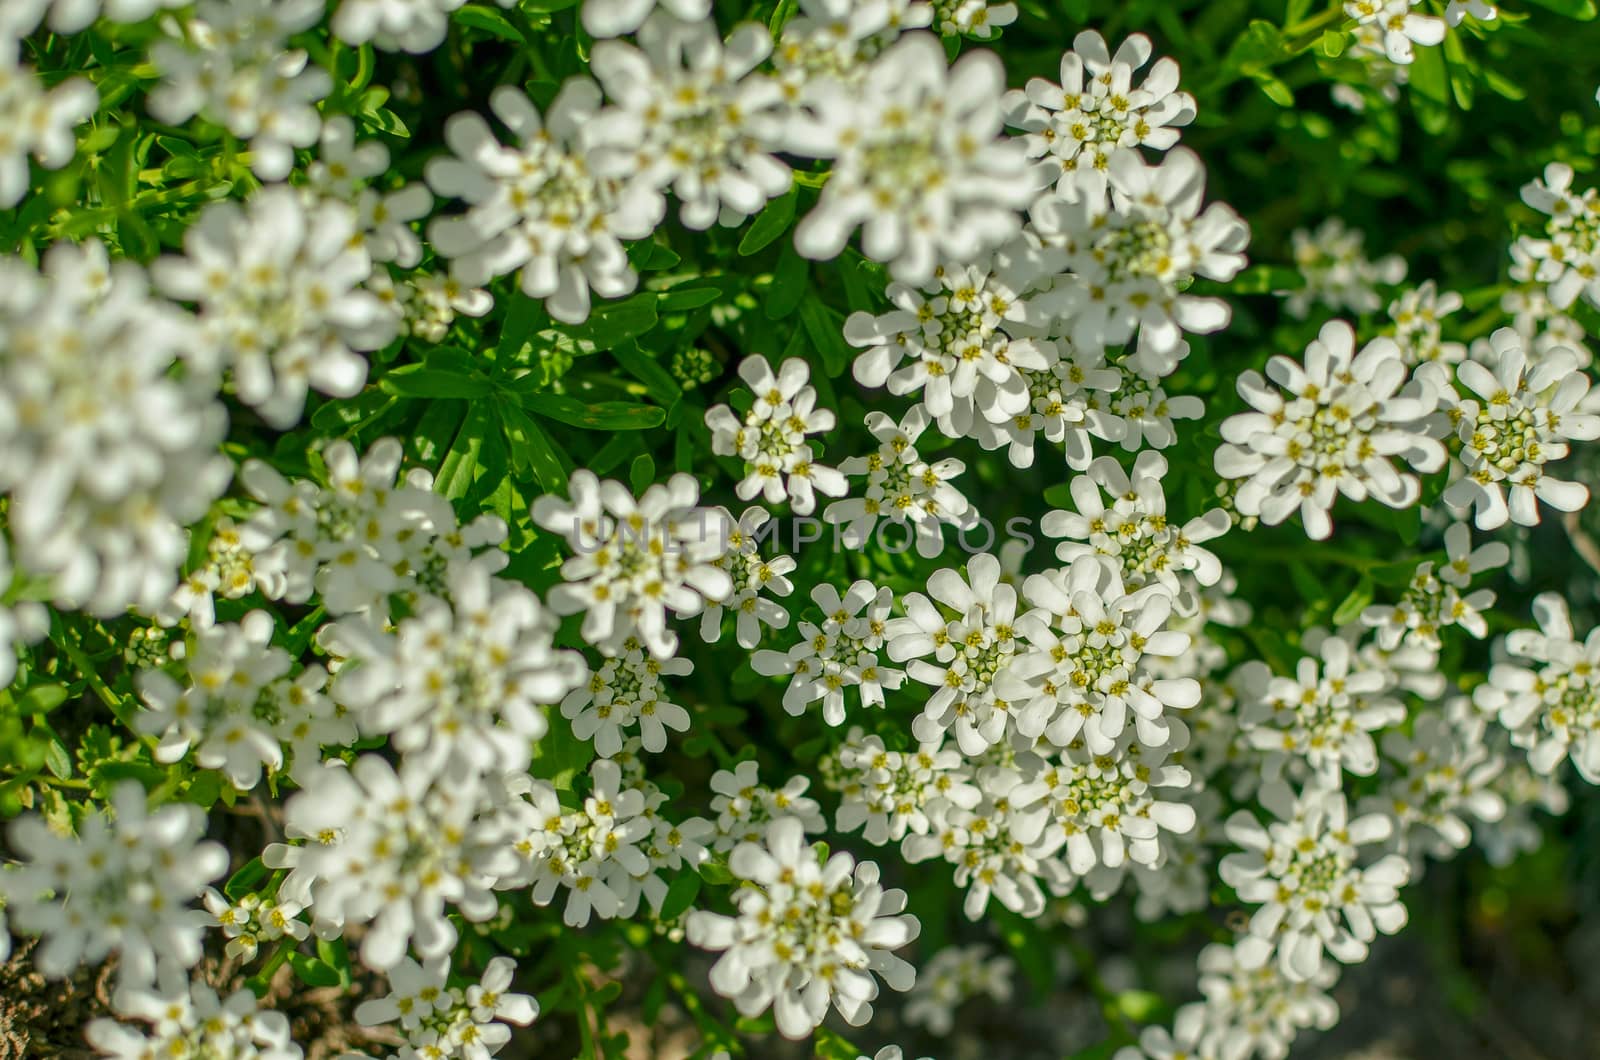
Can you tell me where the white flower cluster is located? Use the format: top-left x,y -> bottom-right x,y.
1284,217 -> 1407,319
354,955 -> 538,1059
706,354 -> 845,514
0,241 -> 230,616
687,816 -> 920,1039
88,978 -> 302,1060
1,781 -> 227,987
1514,162 -> 1600,314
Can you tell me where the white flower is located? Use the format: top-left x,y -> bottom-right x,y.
1237,633 -> 1405,783
826,406 -> 975,558
976,337 -> 1126,470
708,759 -> 826,850
268,756 -> 505,970
154,187 -> 396,429
903,943 -> 1013,1036
2,780 -> 227,987
88,977 -> 301,1060
1005,30 -> 1196,198
498,760 -> 655,926
1330,25 -> 1410,112
1019,729 -> 1198,877
305,116 -> 433,268
160,517 -> 284,629
146,0 -> 331,181
1220,781 -> 1410,981
427,81 -> 660,324
770,0 -> 931,102
2,0 -> 185,35
888,552 -> 1028,755
0,40 -> 97,207
1193,942 -> 1339,1060
1344,0 -> 1446,64
1363,702 -> 1506,861
788,33 -> 1034,283
1031,147 -> 1249,356
591,15 -> 790,229
1112,1005 -> 1211,1060
686,817 -> 920,1040
843,253 -> 1053,440
998,557 -> 1200,754
704,354 -> 845,514
240,437 -> 508,618
1435,327 -> 1600,528
1387,281 -> 1466,366
929,0 -> 1015,39
356,954 -> 538,1057
0,241 -> 230,618
1446,0 -> 1496,24
531,470 -> 731,658
901,759 -> 1053,919
1283,217 -> 1406,319
1130,786 -> 1225,920
825,728 -> 979,845
1042,450 -> 1230,613
1500,286 -> 1592,368
401,270 -> 495,343
324,564 -> 586,781
1214,319 -> 1446,541
560,639 -> 693,755
1510,160 -> 1600,312
1361,523 -> 1504,651
580,0 -> 711,38
334,0 -> 507,53
1476,591 -> 1600,783
699,508 -> 796,649
752,581 -> 905,725
135,611 -> 294,789
203,888 -> 309,963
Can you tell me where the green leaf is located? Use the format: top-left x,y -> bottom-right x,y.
657,871 -> 701,922
288,953 -> 342,988
225,856 -> 270,900
612,341 -> 682,405
498,401 -> 569,492
798,298 -> 852,376
655,284 -> 725,312
437,405 -> 492,500
43,738 -> 73,781
629,453 -> 656,494
1332,578 -> 1375,626
1525,0 -> 1596,18
1230,264 -> 1304,293
568,294 -> 659,349
521,394 -> 666,430
453,4 -> 524,40
1318,29 -> 1347,57
764,243 -> 809,320
738,186 -> 799,255
380,365 -> 492,399
19,684 -> 69,715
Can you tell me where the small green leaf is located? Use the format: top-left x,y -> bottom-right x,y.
1525,0 -> 1596,18
225,856 -> 270,900
738,186 -> 799,255
380,365 -> 492,399
452,4 -> 524,40
522,394 -> 666,430
19,684 -> 69,715
629,453 -> 656,494
655,285 -> 724,312
764,243 -> 809,320
1332,578 -> 1376,626
499,401 -> 569,492
657,871 -> 701,921
288,953 -> 342,988
567,294 -> 659,349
